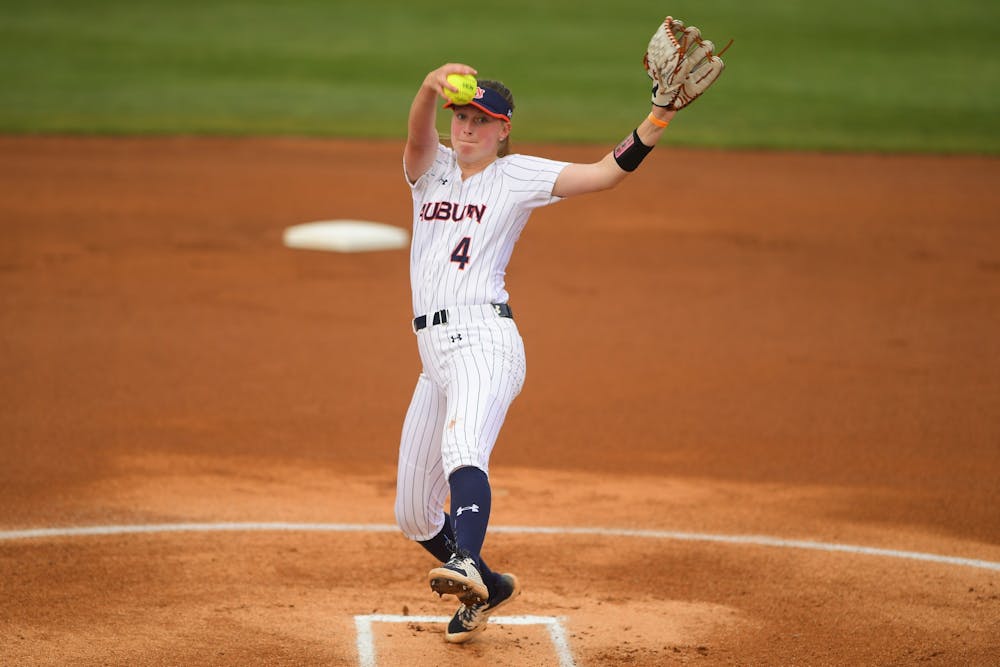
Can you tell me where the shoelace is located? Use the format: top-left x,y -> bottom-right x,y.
446,555 -> 475,574
457,600 -> 487,629
444,538 -> 476,563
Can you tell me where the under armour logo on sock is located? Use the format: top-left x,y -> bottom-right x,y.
456,504 -> 479,516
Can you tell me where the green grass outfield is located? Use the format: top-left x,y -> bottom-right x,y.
2,0 -> 998,154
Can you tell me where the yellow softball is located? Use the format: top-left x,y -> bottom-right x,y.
444,73 -> 477,105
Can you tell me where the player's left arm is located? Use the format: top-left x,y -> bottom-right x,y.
552,107 -> 675,198
552,15 -> 727,200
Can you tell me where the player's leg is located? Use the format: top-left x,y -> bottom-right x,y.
394,373 -> 450,545
443,319 -> 526,563
429,319 -> 526,604
446,465 -> 492,569
394,374 -> 504,579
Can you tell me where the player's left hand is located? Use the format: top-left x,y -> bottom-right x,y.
643,16 -> 727,110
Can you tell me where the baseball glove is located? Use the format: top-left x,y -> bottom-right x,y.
643,16 -> 726,110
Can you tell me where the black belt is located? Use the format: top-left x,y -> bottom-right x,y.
412,303 -> 513,332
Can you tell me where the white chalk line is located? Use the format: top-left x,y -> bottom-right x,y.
1,522 -> 997,571
355,614 -> 575,667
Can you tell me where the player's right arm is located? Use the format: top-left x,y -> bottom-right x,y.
404,63 -> 477,184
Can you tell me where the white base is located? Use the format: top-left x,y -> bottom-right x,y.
283,220 -> 409,253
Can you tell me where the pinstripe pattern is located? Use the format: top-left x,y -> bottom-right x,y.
395,147 -> 564,542
396,309 -> 526,541
407,145 -> 568,316
395,373 -> 450,541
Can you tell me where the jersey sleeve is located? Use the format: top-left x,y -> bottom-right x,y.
501,154 -> 570,210
405,144 -> 452,195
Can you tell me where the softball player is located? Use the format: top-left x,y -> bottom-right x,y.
395,35 -> 722,643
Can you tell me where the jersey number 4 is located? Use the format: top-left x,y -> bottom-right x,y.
451,236 -> 472,270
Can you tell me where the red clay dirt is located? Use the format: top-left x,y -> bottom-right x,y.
1,136 -> 998,665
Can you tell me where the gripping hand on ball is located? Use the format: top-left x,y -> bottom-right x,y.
444,73 -> 478,106
425,63 -> 478,104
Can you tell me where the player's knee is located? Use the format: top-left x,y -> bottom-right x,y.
392,498 -> 415,536
394,497 -> 438,541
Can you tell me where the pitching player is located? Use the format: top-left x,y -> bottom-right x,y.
394,16 -> 725,644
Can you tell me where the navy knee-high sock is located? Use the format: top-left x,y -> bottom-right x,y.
449,466 -> 493,570
417,515 -> 455,563
418,512 -> 498,587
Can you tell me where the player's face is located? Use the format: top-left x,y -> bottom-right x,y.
451,107 -> 510,162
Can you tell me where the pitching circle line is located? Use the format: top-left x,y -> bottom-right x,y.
1,522 -> 998,572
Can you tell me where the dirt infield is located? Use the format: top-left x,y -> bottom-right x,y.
1,136 -> 998,665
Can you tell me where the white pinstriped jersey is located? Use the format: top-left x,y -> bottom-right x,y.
407,144 -> 569,316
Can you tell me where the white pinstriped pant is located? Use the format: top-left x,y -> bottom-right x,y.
394,305 -> 526,541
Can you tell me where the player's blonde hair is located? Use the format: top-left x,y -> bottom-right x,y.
479,79 -> 515,157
